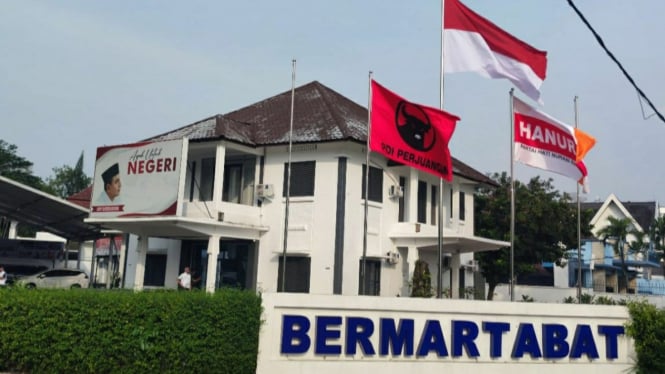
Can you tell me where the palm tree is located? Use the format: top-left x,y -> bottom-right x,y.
649,216 -> 665,254
597,217 -> 632,293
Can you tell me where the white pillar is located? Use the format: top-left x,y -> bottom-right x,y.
406,246 -> 419,295
205,235 -> 221,293
450,253 -> 461,298
133,235 -> 148,291
212,144 -> 226,207
8,220 -> 18,239
407,168 -> 419,222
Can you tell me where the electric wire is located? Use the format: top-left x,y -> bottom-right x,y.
567,0 -> 665,124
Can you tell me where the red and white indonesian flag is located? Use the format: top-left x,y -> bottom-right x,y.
370,80 -> 459,181
513,97 -> 596,192
444,0 -> 548,103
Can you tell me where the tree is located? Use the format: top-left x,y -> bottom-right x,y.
474,172 -> 592,300
597,216 -> 632,293
410,260 -> 434,298
44,151 -> 91,198
0,140 -> 43,189
0,140 -> 46,238
649,216 -> 665,254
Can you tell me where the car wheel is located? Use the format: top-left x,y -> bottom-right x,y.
71,284 -> 81,289
25,284 -> 36,289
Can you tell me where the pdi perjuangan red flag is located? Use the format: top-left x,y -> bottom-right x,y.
513,97 -> 596,191
444,0 -> 548,103
370,80 -> 459,181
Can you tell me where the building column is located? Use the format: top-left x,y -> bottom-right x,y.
205,235 -> 221,293
450,253 -> 461,299
8,220 -> 18,239
406,169 -> 419,222
133,235 -> 148,291
406,246 -> 419,295
212,144 -> 226,208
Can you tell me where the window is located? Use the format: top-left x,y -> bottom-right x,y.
144,254 -> 167,287
188,161 -> 196,201
358,259 -> 381,296
223,164 -> 243,203
200,158 -> 215,201
277,256 -> 311,293
398,177 -> 406,222
417,181 -> 427,223
459,191 -> 466,221
430,185 -> 437,225
449,188 -> 454,219
361,165 -> 383,203
283,161 -> 315,197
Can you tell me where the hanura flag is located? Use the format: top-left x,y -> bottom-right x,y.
370,80 -> 459,181
444,0 -> 548,103
513,97 -> 596,192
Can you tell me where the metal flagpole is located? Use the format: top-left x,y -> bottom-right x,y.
509,88 -> 516,302
361,71 -> 373,295
575,95 -> 582,302
280,59 -> 296,292
437,0 -> 445,299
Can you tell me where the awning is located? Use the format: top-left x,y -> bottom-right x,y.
0,176 -> 103,241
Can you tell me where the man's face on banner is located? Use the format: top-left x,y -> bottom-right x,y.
106,174 -> 121,200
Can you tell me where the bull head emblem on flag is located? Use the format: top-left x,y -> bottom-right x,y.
395,101 -> 436,152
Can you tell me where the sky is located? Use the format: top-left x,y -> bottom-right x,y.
2,0 -> 665,204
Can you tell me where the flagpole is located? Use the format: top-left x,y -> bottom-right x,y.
361,71 -> 373,296
436,0 -> 445,300
280,59 -> 296,293
509,88 -> 516,302
575,95 -> 582,303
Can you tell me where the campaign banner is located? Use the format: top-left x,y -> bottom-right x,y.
94,236 -> 123,256
90,139 -> 185,218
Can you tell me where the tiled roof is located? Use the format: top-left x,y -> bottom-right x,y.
143,80 -> 495,186
581,200 -> 656,232
67,187 -> 92,209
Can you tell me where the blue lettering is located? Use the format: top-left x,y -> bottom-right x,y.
483,322 -> 510,358
379,318 -> 414,356
512,323 -> 542,358
570,324 -> 599,359
346,317 -> 375,355
542,324 -> 569,359
416,320 -> 449,357
598,325 -> 624,359
452,320 -> 480,357
281,314 -> 311,354
315,316 -> 342,355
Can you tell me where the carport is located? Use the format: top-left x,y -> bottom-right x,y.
0,176 -> 102,242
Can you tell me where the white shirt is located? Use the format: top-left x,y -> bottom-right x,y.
0,270 -> 7,286
178,272 -> 191,289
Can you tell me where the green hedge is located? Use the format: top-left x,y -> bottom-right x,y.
626,300 -> 665,374
0,288 -> 262,374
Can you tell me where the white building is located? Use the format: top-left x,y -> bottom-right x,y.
87,81 -> 507,297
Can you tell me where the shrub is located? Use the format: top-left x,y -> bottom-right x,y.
626,301 -> 665,374
0,288 -> 261,374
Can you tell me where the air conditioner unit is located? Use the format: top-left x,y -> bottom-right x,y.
466,260 -> 479,272
386,251 -> 400,265
388,185 -> 403,199
256,184 -> 274,199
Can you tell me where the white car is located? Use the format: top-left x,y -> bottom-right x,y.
17,269 -> 90,289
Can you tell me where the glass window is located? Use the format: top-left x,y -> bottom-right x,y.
430,184 -> 437,225
223,164 -> 243,203
277,256 -> 311,293
358,259 -> 381,296
398,177 -> 406,222
459,191 -> 466,221
283,161 -> 315,197
361,165 -> 383,203
417,181 -> 427,223
199,158 -> 215,201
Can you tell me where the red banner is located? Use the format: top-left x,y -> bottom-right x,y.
369,80 -> 459,181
